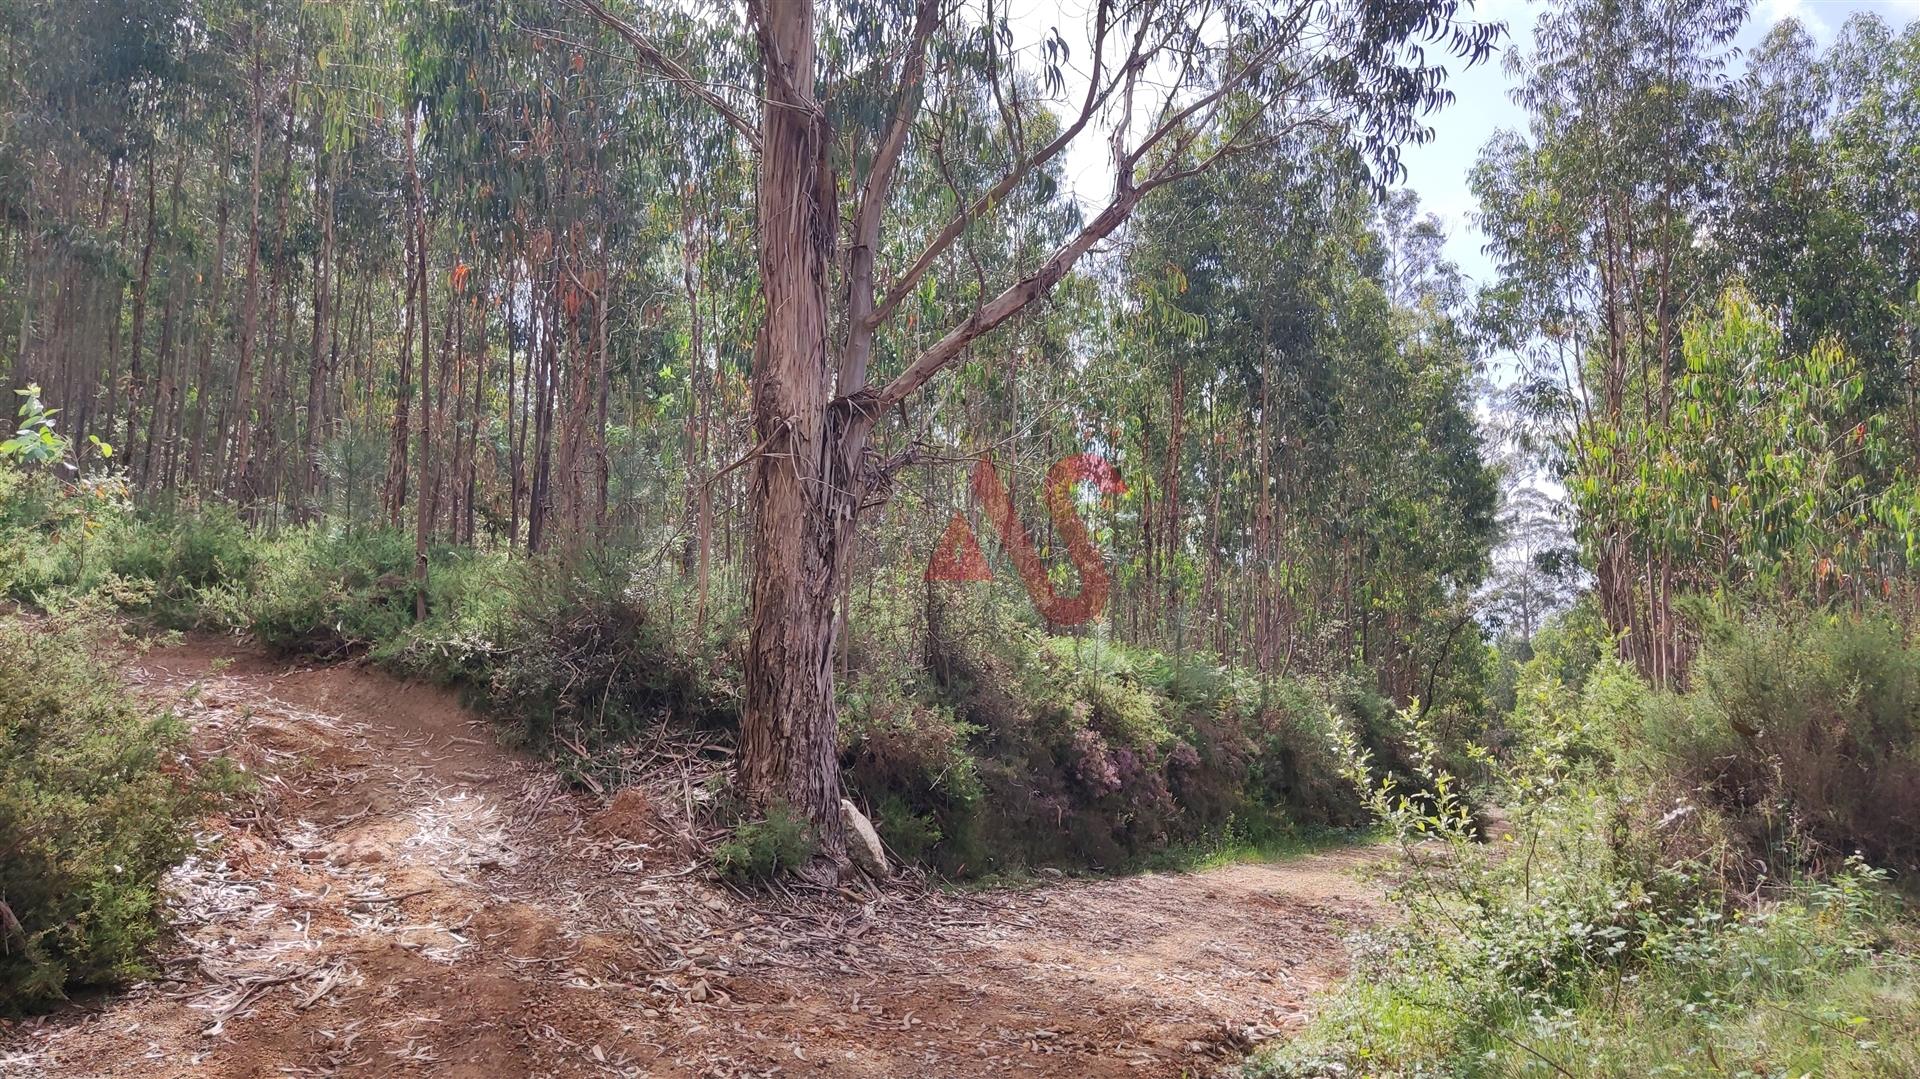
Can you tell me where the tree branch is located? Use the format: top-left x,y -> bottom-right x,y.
565,0 -> 761,150
873,182 -> 1141,411
869,16 -> 1309,414
865,0 -> 1122,331
840,0 -> 945,393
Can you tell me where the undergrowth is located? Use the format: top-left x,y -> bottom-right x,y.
712,804 -> 817,884
1254,603 -> 1920,1078
4,475 -> 1396,879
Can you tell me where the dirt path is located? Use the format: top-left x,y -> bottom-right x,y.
1,639 -> 1383,1078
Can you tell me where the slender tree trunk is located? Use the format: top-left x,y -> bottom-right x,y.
264,55 -> 304,522
126,153 -> 158,451
226,37 -> 269,503
593,258 -> 610,532
685,215 -> 713,639
528,269 -> 557,553
410,103 -> 433,621
302,132 -> 336,522
466,291 -> 485,544
189,150 -> 230,492
383,238 -> 418,529
140,142 -> 187,489
506,257 -> 524,548
1164,361 -> 1185,646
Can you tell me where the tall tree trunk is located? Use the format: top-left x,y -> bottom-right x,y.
302,143 -> 336,522
126,153 -> 158,451
262,54 -> 303,522
382,238 -> 418,529
140,142 -> 187,489
463,290 -> 484,545
685,210 -> 713,639
410,104 -> 433,622
593,259 -> 610,532
226,36 -> 268,503
189,153 -> 230,492
528,269 -> 557,554
505,257 -> 524,548
1164,360 -> 1185,644
739,0 -> 852,866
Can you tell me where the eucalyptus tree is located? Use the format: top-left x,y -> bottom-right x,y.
1474,0 -> 1744,684
571,0 -> 1500,869
1726,14 -> 1920,440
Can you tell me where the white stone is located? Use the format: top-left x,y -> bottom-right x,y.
839,798 -> 889,878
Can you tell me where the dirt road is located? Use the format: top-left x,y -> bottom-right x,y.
0,640 -> 1381,1078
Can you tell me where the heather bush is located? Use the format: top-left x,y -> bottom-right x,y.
246,528 -> 423,656
475,554 -> 736,751
838,587 -> 1365,875
97,507 -> 262,627
1255,604 -> 1920,1079
1627,606 -> 1920,879
0,467 -> 134,605
0,617 -> 216,1012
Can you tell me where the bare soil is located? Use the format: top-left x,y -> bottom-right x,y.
0,638 -> 1384,1078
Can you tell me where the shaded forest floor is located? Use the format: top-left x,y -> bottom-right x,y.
1,638 -> 1383,1078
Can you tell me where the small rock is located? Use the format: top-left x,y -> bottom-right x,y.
840,798 -> 889,878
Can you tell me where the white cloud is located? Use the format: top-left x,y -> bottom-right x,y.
1761,0 -> 1830,38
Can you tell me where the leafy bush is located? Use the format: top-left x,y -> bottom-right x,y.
1630,607 -> 1920,879
0,469 -> 134,605
475,554 -> 736,748
843,586 -> 1364,875
1261,851 -> 1917,1078
712,804 -> 816,883
0,617 -> 212,1012
839,672 -> 982,843
98,507 -> 262,627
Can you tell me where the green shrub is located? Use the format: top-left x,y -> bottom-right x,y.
1629,607 -> 1920,879
872,794 -> 944,862
478,554 -> 735,752
839,672 -> 981,865
712,804 -> 816,883
1242,680 -> 1369,831
856,586 -> 1364,875
0,469 -> 134,605
0,617 -> 213,1012
99,506 -> 262,627
370,548 -> 518,684
1260,856 -> 1918,1078
247,529 -> 422,656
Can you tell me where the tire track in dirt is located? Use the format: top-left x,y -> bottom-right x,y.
0,639 -> 1383,1078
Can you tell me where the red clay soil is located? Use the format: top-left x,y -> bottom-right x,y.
0,638 -> 1384,1078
